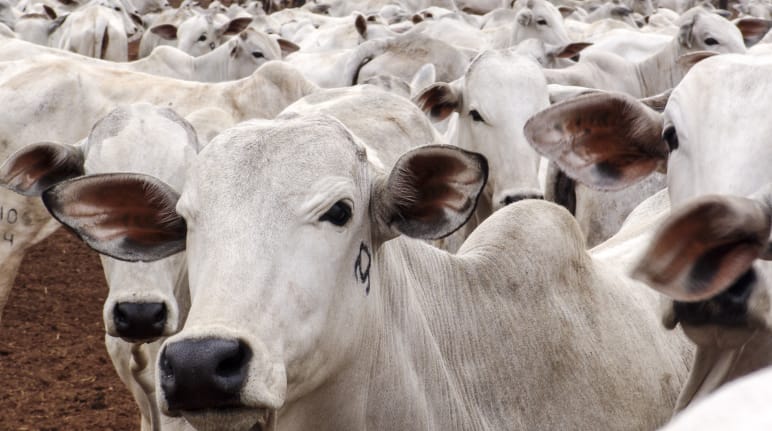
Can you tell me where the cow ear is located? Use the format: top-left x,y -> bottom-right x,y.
678,13 -> 697,48
735,17 -> 772,46
632,195 -> 771,302
151,23 -> 178,40
547,41 -> 592,59
43,4 -> 57,19
373,146 -> 488,241
678,50 -> 718,71
413,81 -> 461,122
131,13 -> 144,28
221,17 -> 253,36
0,142 -> 84,196
524,92 -> 666,191
277,38 -> 299,57
558,6 -> 575,17
42,173 -> 186,262
354,13 -> 367,38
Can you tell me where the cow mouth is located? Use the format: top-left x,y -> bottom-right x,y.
181,407 -> 274,431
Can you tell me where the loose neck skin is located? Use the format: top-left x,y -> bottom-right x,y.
277,239 -> 486,430
634,39 -> 688,97
277,201 -> 690,430
192,41 -> 235,82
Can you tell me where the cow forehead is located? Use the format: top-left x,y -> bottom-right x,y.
183,116 -> 369,212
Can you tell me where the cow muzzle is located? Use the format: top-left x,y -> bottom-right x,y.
112,302 -> 167,342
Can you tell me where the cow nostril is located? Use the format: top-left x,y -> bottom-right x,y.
216,341 -> 250,378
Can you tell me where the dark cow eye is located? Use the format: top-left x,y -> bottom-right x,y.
114,6 -> 121,10
252,51 -> 264,58
663,126 -> 678,152
704,37 -> 719,46
198,34 -> 207,42
469,109 -> 484,123
320,201 -> 352,226
536,18 -> 548,25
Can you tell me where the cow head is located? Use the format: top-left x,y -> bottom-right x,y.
511,0 -> 572,47
523,54 -> 772,350
415,50 -> 548,212
37,115 -> 487,430
0,104 -> 198,343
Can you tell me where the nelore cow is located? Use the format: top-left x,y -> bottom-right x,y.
42,104 -> 693,429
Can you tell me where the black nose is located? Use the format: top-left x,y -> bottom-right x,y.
113,302 -> 166,340
160,338 -> 252,411
502,193 -> 544,206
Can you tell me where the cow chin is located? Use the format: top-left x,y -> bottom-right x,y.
181,407 -> 274,431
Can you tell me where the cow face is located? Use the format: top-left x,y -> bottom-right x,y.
523,55 -> 772,348
512,0 -> 572,47
0,104 -> 198,343
415,50 -> 548,211
41,115 -> 487,431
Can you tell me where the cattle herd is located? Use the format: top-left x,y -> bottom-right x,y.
0,0 -> 770,428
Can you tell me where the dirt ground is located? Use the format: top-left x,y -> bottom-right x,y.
0,229 -> 138,430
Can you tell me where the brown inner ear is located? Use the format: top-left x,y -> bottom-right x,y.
635,196 -> 770,301
0,143 -> 84,196
395,153 -> 470,221
525,93 -> 665,190
414,85 -> 457,120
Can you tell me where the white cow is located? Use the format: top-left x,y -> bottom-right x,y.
0,28 -> 295,82
0,103 -> 198,430
414,49 -> 549,251
544,8 -> 748,98
149,12 -> 252,57
483,0 -> 574,48
51,3 -> 131,60
524,53 -> 772,410
0,56 -> 316,324
40,105 -> 696,430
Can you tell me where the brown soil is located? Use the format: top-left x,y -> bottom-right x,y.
0,229 -> 138,430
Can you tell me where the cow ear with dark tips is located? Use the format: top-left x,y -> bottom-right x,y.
277,38 -> 300,57
374,145 -> 488,241
524,92 -> 666,191
151,24 -> 178,40
42,173 -> 186,262
43,4 -> 57,19
632,195 -> 771,302
355,13 -> 367,38
735,17 -> 772,47
221,17 -> 253,36
412,82 -> 461,122
0,142 -> 84,197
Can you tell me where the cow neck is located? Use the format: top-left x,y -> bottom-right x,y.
191,41 -> 233,82
673,328 -> 772,411
634,39 -> 685,98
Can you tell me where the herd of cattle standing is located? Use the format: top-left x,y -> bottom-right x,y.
0,0 -> 769,428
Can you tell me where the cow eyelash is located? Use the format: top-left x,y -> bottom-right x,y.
319,201 -> 352,226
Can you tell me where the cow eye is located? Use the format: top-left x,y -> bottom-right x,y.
663,126 -> 678,152
114,6 -> 121,10
198,34 -> 207,42
704,37 -> 719,46
252,51 -> 264,58
469,109 -> 485,123
536,18 -> 548,25
320,201 -> 352,226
